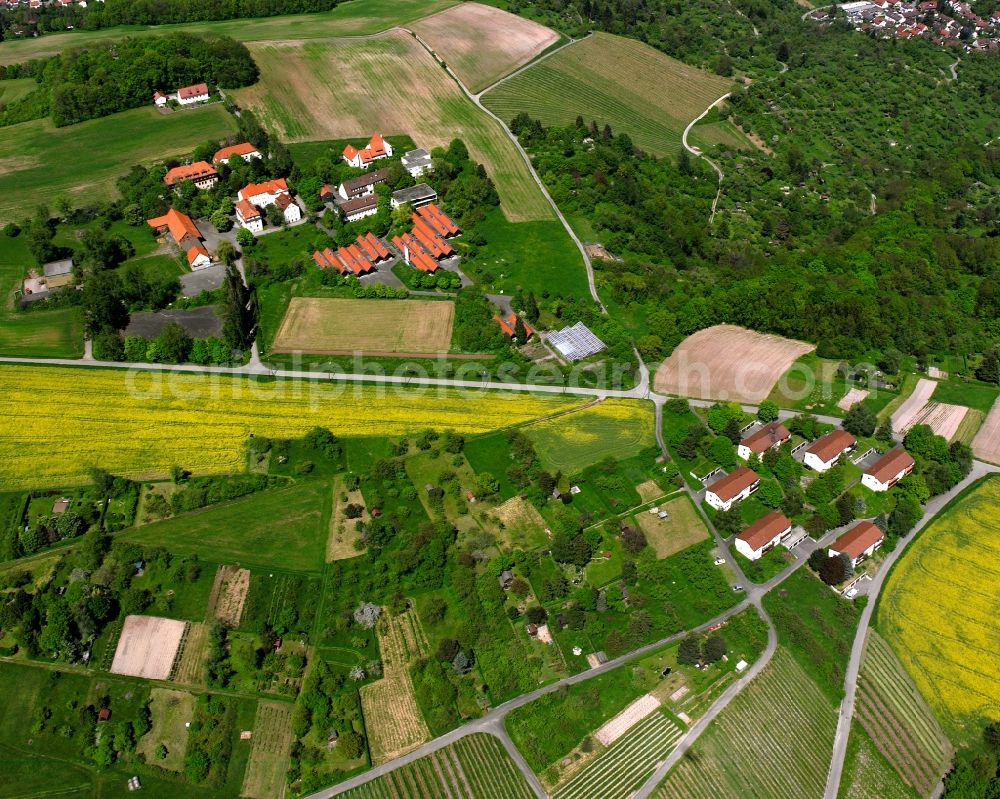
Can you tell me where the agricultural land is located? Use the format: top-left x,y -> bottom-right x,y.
878,476 -> 1000,741
272,297 -> 456,355
482,32 -> 733,157
412,3 -> 560,93
230,30 -> 554,221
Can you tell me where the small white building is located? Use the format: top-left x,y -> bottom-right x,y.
861,448 -> 915,492
828,521 -> 884,568
177,82 -> 209,106
705,467 -> 761,512
390,183 -> 438,210
734,511 -> 792,561
153,91 -> 168,108
186,244 -> 212,270
213,142 -> 262,164
804,429 -> 857,473
737,421 -> 791,461
275,193 -> 302,224
401,148 -> 432,177
236,199 -> 263,233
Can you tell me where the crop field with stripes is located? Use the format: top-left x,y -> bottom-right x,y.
341,733 -> 535,798
654,648 -> 837,799
856,632 -> 953,795
482,33 -> 733,157
554,711 -> 683,799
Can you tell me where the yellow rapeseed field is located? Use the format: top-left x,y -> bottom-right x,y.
879,477 -> 1000,739
0,365 -> 583,489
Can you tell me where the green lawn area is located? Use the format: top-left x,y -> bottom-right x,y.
767,354 -> 899,417
463,431 -> 520,501
931,377 -> 999,413
125,480 -> 330,573
689,118 -> 754,152
0,230 -> 83,357
0,77 -> 40,105
733,546 -> 791,584
462,207 -> 588,298
0,104 -> 237,224
521,399 -> 656,474
762,569 -> 860,702
288,135 -> 417,171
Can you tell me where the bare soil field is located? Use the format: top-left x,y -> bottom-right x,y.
838,387 -> 870,411
272,297 -> 455,355
972,397 -> 1000,464
110,615 -> 187,680
636,480 -> 665,502
655,325 -> 814,403
328,475 -> 369,561
904,402 -> 968,441
174,622 -> 209,685
231,30 -> 553,221
242,700 -> 295,799
412,3 -> 560,92
359,609 -> 431,764
595,694 -> 661,746
635,495 -> 710,558
205,565 -> 251,627
890,378 -> 937,434
137,688 -> 194,772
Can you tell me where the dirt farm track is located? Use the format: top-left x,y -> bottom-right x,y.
272,297 -> 455,355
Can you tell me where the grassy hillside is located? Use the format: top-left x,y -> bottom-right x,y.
0,104 -> 237,224
0,0 -> 459,65
231,30 -> 554,222
482,32 -> 733,157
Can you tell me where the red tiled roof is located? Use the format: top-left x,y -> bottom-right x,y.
412,218 -> 452,258
865,448 -> 915,485
235,198 -> 260,221
365,232 -> 391,259
343,133 -> 389,164
164,161 -> 217,186
737,511 -> 792,552
213,142 -> 259,163
146,208 -> 200,243
741,421 -> 791,454
392,233 -> 439,273
417,203 -> 460,237
830,521 -> 883,559
806,429 -> 857,464
186,244 -> 210,265
494,313 -> 534,339
239,178 -> 288,201
707,467 -> 760,503
178,82 -> 208,100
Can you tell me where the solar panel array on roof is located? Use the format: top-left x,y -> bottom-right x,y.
547,322 -> 606,361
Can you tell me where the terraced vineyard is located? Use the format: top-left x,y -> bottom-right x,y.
554,711 -> 683,799
654,648 -> 837,799
342,733 -> 535,798
482,33 -> 733,157
857,632 -> 953,795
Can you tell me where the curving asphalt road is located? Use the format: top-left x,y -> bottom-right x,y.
822,460 -> 1000,799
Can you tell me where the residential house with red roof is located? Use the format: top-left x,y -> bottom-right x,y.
494,313 -> 533,341
828,521 -> 884,568
804,429 -> 857,473
735,511 -> 792,561
416,204 -> 460,237
705,467 -> 760,512
236,179 -> 301,228
737,421 -> 790,461
392,233 -> 440,273
862,448 -> 915,492
177,82 -> 209,106
235,199 -> 263,233
164,161 -> 218,190
146,209 -> 214,270
342,133 -> 393,168
213,142 -> 261,164
311,234 -> 390,276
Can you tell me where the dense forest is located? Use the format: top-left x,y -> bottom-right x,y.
0,0 -> 342,39
0,33 -> 258,127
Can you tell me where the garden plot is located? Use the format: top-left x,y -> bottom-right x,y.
412,3 -> 559,92
972,398 -> 1000,464
489,495 -> 549,550
359,608 -> 431,764
857,632 -> 953,796
241,700 -> 295,799
205,564 -> 251,627
136,688 -> 194,772
890,378 -> 936,434
655,325 -> 814,403
838,387 -> 870,411
110,615 -> 187,680
594,694 -> 661,746
893,397 -> 968,440
635,495 -> 710,558
328,475 -> 369,561
173,622 -> 209,685
554,711 -> 682,799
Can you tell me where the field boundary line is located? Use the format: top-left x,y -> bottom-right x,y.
473,33 -> 591,100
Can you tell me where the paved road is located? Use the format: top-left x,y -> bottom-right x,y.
822,460 -> 1000,799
